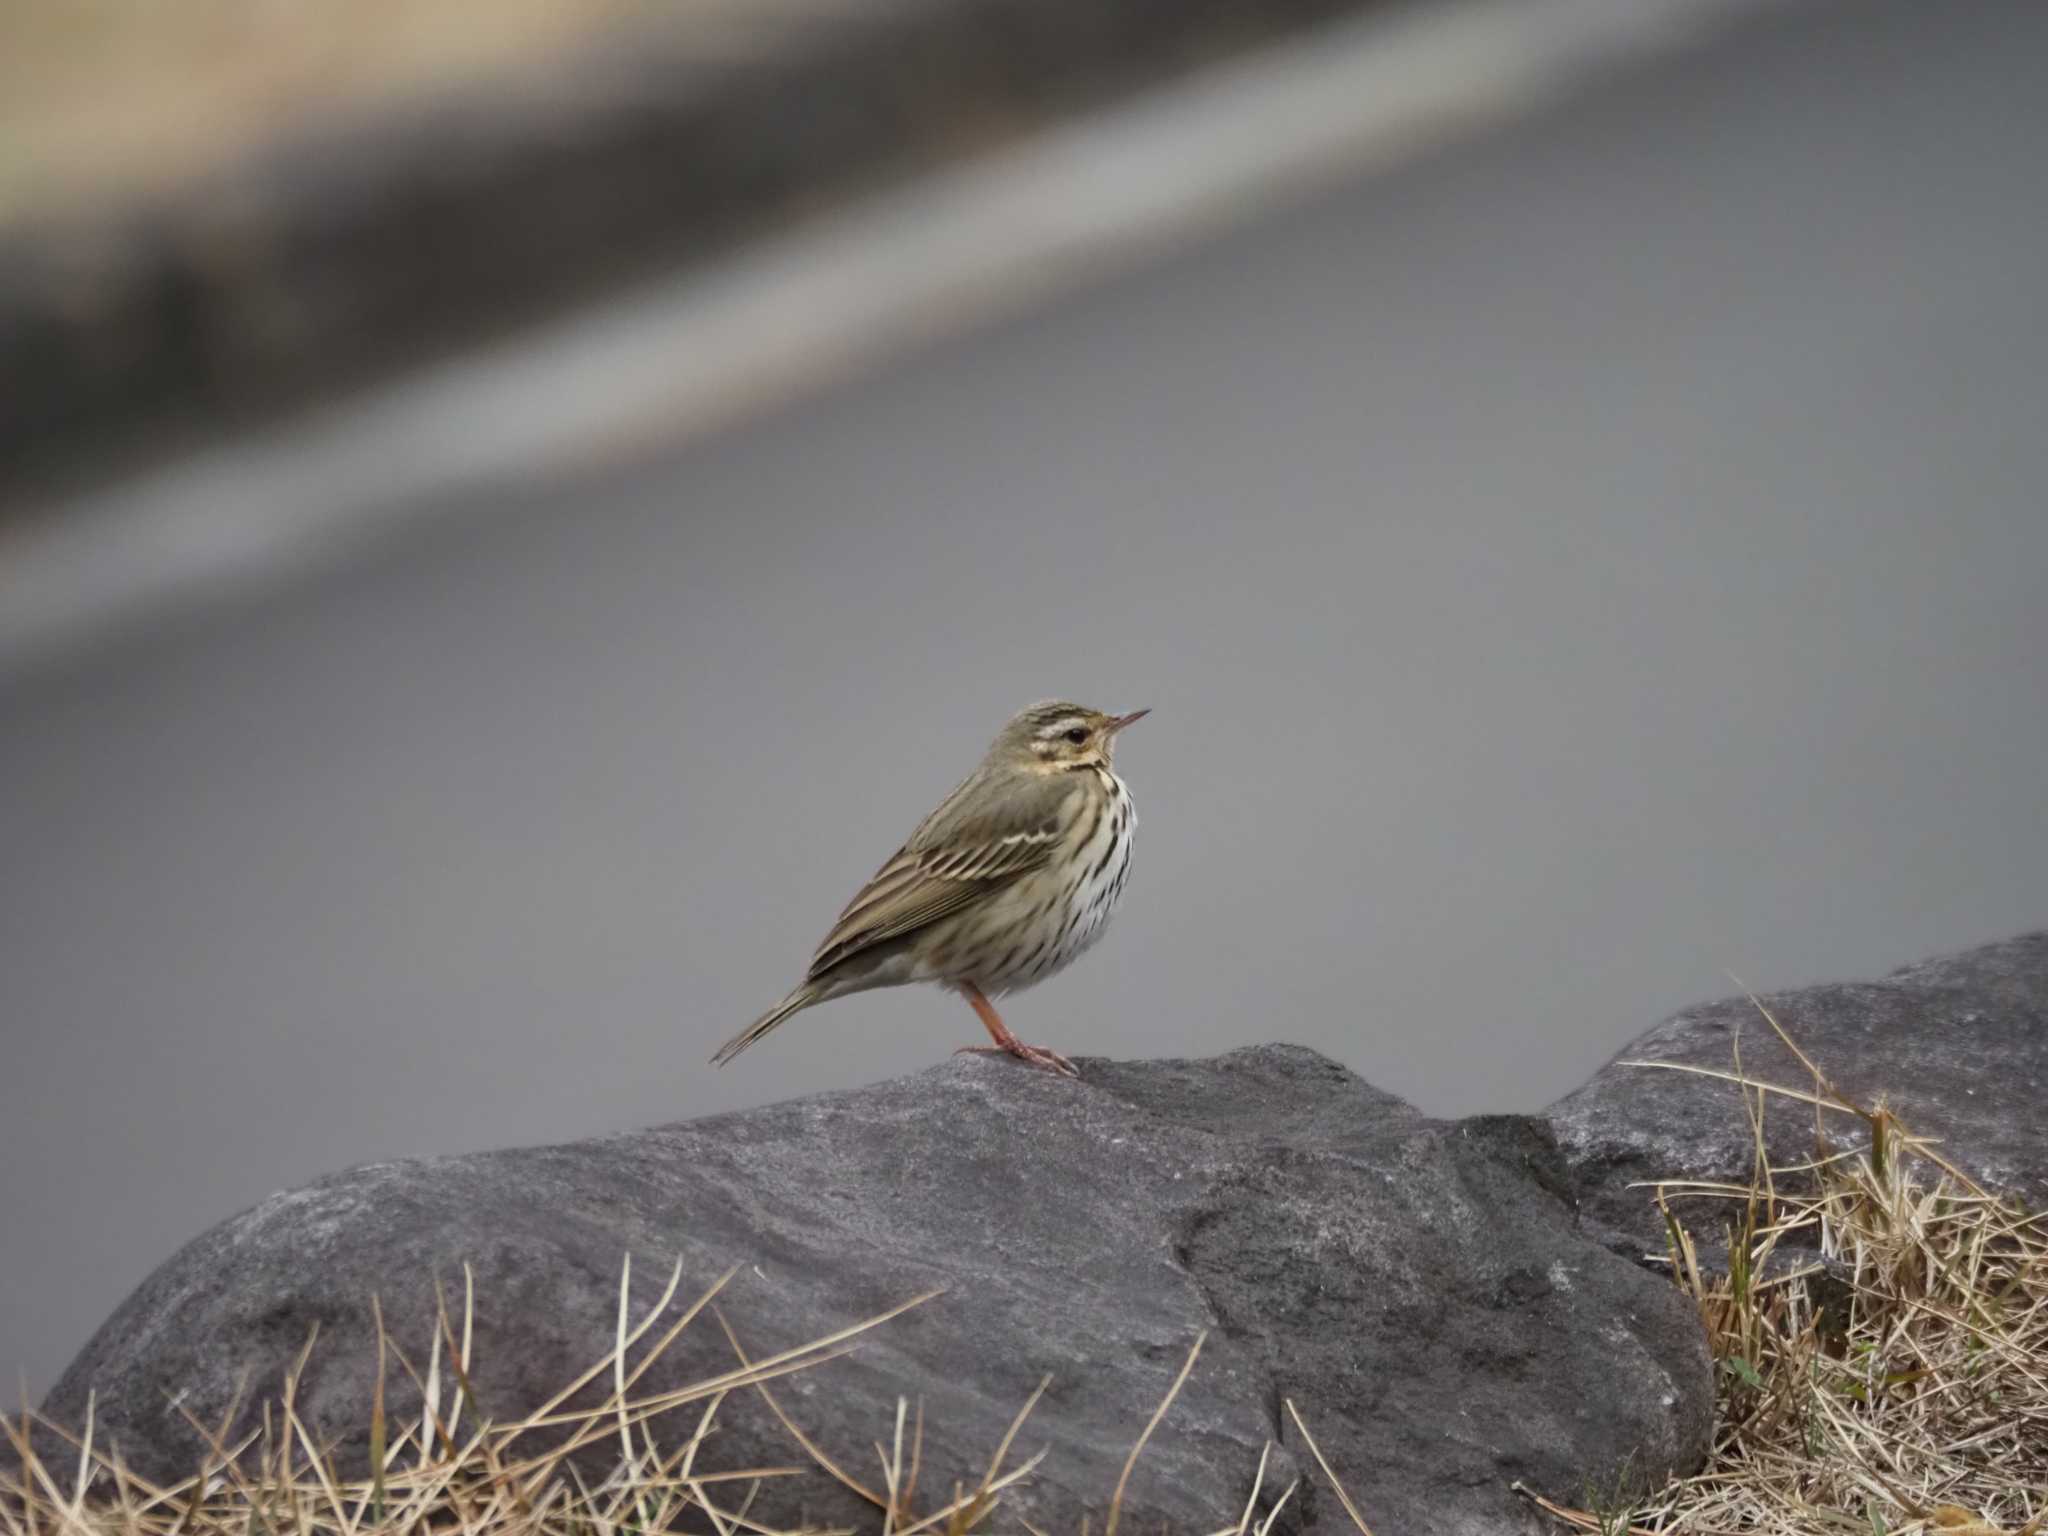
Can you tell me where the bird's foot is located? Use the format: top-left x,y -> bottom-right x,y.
954,980 -> 1080,1077
954,1041 -> 1080,1078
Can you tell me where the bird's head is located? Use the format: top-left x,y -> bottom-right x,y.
991,700 -> 1149,771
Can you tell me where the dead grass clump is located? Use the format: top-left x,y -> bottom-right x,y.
4,1258 -> 946,1536
1522,999 -> 2047,1536
1,1256 -> 1371,1536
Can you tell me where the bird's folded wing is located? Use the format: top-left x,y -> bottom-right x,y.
806,827 -> 1060,979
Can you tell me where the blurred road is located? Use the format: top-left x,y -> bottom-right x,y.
6,0 -> 2048,1400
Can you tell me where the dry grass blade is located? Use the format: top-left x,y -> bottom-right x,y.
493,1253 -> 688,1443
1223,1440 -> 1271,1536
365,1297 -> 387,1526
1511,1481 -> 1659,1535
1253,1478 -> 1299,1536
1105,1331 -> 1204,1536
713,1308 -> 1072,1536
982,1375 -> 1048,1500
1283,1400 -> 1375,1536
890,1448 -> 1046,1536
714,1306 -> 890,1512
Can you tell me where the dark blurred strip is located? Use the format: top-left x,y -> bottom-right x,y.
0,0 -> 1771,684
0,0 -> 1397,507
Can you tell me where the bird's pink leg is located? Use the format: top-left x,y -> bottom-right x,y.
953,982 -> 1078,1078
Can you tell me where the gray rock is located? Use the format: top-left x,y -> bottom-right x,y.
42,1046 -> 1709,1536
1549,932 -> 2048,1262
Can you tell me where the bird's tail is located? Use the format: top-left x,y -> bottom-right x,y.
711,982 -> 820,1067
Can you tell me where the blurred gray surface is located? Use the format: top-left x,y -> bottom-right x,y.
6,0 -> 2048,1401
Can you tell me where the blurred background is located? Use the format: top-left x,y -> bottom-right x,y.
4,0 -> 2047,1405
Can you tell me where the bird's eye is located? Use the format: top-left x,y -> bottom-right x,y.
1065,727 -> 1089,744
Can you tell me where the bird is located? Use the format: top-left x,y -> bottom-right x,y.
712,700 -> 1148,1077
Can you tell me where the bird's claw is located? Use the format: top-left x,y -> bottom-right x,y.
954,1042 -> 1080,1078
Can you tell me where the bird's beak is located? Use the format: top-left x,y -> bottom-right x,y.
1106,708 -> 1151,735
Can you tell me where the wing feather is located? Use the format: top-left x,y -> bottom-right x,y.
805,771 -> 1074,981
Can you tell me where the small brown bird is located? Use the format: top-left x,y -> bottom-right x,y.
712,701 -> 1147,1077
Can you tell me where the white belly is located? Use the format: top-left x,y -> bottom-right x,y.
1003,773 -> 1135,993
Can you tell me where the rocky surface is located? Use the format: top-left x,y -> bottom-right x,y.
43,1045 -> 1710,1536
1549,931 -> 2048,1261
